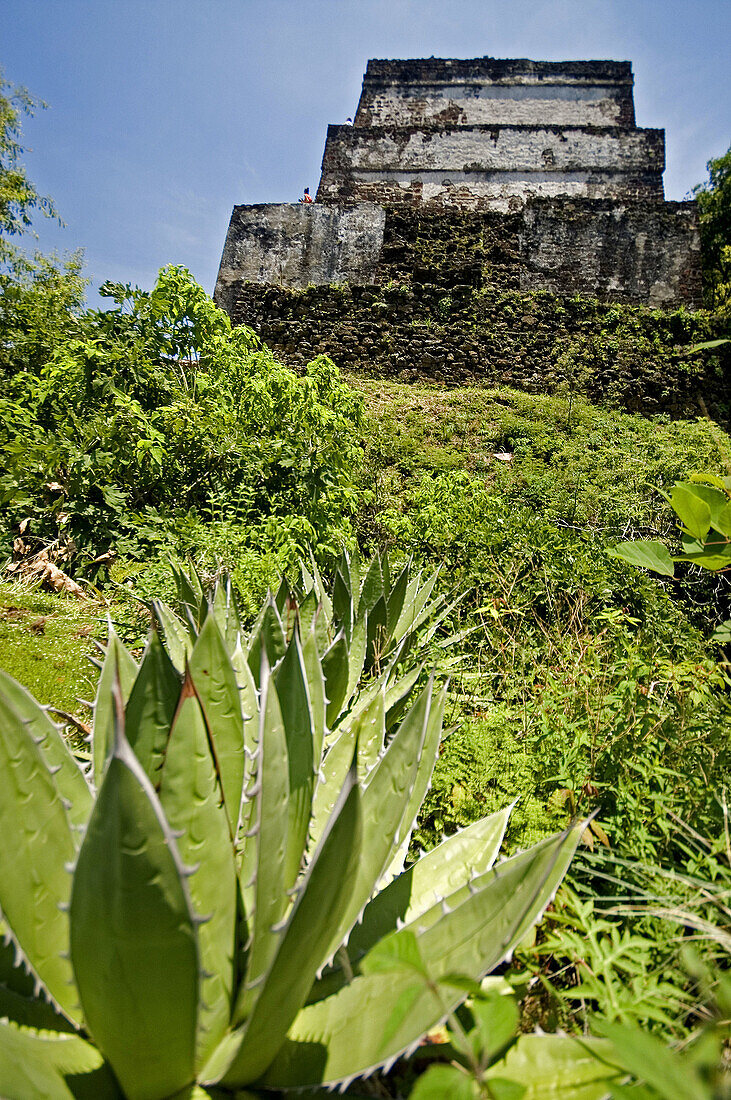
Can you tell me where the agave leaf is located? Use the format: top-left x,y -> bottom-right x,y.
343,613 -> 368,711
247,599 -> 286,683
262,823 -> 583,1089
92,627 -> 137,785
70,693 -> 199,1100
222,577 -> 243,651
485,1035 -> 622,1099
322,632 -> 350,728
158,670 -> 237,1068
360,553 -> 384,613
0,922 -> 76,1033
0,669 -> 92,832
332,569 -> 353,643
230,638 -> 259,793
153,599 -> 194,672
234,658 -> 290,1025
343,805 -> 513,975
365,594 -> 389,671
296,588 -> 325,650
384,665 -> 424,729
349,685 -> 385,779
124,630 -> 181,787
0,692 -> 80,1024
0,1021 -> 120,1100
207,762 -> 363,1087
321,678 -> 435,962
340,663 -> 420,741
310,720 -> 361,851
189,615 -> 246,836
300,623 -> 326,769
274,628 -> 316,889
385,561 -> 411,640
307,553 -> 333,627
379,684 -> 446,885
172,561 -> 206,625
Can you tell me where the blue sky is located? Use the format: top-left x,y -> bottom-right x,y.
2,0 -> 730,301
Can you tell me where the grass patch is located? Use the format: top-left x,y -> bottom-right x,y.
0,583 -> 104,715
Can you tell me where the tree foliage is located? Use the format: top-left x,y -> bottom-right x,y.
0,66 -> 59,270
693,145 -> 731,314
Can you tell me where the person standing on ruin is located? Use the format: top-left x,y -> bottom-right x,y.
300,187 -> 313,204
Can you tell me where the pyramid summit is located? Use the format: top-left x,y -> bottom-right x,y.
215,57 -> 700,314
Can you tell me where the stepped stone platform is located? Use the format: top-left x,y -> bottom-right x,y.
215,57 -> 702,316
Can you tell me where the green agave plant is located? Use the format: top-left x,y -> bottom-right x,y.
0,555 -> 583,1099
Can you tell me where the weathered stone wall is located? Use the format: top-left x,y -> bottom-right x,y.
217,202 -> 701,310
228,278 -> 729,419
215,56 -> 700,317
356,59 -> 636,128
518,199 -> 701,307
316,124 -> 664,209
214,203 -> 385,314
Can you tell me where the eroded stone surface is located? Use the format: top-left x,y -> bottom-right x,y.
214,203 -> 385,313
214,56 -> 701,311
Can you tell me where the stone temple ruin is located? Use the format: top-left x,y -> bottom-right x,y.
215,57 -> 701,317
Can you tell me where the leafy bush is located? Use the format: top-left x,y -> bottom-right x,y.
0,266 -> 364,600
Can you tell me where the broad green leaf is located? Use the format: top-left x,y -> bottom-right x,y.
275,628 -> 316,889
678,482 -> 731,534
486,1035 -> 622,1099
609,540 -> 675,576
0,692 -> 80,1023
211,763 -> 363,1087
470,991 -> 519,1064
189,615 -> 246,836
233,663 -> 290,1024
689,472 -> 728,490
409,1064 -> 479,1100
668,484 -> 712,539
158,671 -> 237,1068
153,599 -> 194,672
92,627 -> 137,785
0,1021 -> 120,1100
262,824 -> 583,1089
124,630 -> 180,786
360,928 -> 426,977
392,566 -> 441,643
715,501 -> 731,537
0,669 -> 92,832
350,685 -> 385,779
593,1020 -> 708,1100
70,713 -> 199,1100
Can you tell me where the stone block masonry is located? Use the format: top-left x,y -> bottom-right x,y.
215,55 -> 702,323
214,203 -> 385,314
